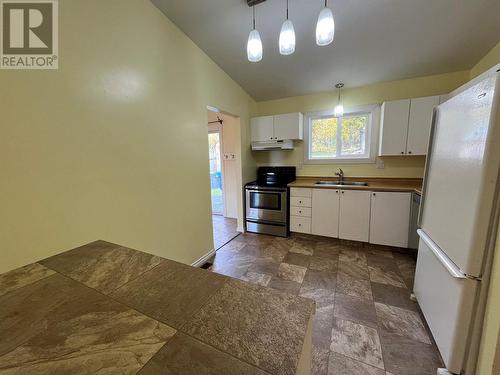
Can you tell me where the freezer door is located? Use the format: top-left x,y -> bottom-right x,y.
420,74 -> 499,276
414,230 -> 478,374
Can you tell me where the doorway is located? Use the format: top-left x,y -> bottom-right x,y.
207,111 -> 241,250
208,129 -> 223,215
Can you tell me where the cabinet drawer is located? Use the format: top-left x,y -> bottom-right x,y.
290,188 -> 312,198
290,206 -> 312,217
291,197 -> 312,207
290,216 -> 311,234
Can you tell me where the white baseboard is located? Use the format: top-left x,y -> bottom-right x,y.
191,248 -> 216,268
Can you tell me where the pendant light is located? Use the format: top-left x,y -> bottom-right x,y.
247,5 -> 263,62
316,0 -> 335,46
279,0 -> 296,55
334,83 -> 344,117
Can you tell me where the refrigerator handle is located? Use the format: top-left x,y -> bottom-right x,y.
417,229 -> 466,279
418,107 -> 439,228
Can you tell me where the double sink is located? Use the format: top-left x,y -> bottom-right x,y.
315,180 -> 368,187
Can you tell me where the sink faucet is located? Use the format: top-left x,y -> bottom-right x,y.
335,168 -> 344,183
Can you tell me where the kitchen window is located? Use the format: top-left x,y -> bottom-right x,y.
304,105 -> 380,164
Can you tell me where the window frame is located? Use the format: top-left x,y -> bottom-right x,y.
304,105 -> 380,164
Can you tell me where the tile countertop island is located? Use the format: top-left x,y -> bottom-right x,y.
288,177 -> 423,195
0,241 -> 315,375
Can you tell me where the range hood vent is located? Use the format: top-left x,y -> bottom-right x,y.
251,140 -> 294,151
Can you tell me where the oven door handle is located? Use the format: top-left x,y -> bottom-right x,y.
246,187 -> 287,192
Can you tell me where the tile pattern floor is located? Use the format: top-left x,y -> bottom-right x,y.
211,232 -> 444,375
212,215 -> 240,250
0,240 -> 314,375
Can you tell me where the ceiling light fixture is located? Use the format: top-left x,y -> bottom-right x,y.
279,0 -> 296,55
334,82 -> 344,117
247,5 -> 263,63
316,0 -> 335,46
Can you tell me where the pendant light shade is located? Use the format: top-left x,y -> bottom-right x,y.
316,1 -> 335,46
279,0 -> 295,55
247,5 -> 263,62
248,29 -> 263,62
279,20 -> 295,55
334,103 -> 344,117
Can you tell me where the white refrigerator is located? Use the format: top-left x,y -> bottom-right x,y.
414,67 -> 500,375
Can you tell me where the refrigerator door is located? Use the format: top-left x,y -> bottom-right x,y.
414,230 -> 478,374
420,74 -> 499,276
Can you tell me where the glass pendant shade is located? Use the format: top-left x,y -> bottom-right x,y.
334,103 -> 344,117
247,29 -> 263,62
316,7 -> 335,46
279,19 -> 296,55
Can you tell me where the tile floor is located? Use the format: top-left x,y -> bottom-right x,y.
210,232 -> 444,375
212,215 -> 240,249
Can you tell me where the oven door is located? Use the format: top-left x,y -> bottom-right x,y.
246,188 -> 287,224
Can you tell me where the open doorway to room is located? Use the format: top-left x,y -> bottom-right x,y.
208,127 -> 223,215
207,110 -> 242,250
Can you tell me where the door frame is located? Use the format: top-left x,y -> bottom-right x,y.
208,123 -> 226,217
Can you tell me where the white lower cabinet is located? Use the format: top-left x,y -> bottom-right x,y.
290,188 -> 312,234
369,192 -> 411,247
338,190 -> 371,242
311,189 -> 340,238
290,188 -> 411,247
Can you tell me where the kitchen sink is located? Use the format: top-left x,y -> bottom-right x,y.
315,181 -> 369,186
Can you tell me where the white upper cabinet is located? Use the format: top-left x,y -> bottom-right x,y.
379,99 -> 410,156
273,113 -> 303,141
338,190 -> 371,242
250,113 -> 303,142
407,96 -> 440,155
251,116 -> 274,142
369,192 -> 411,248
379,95 -> 440,156
312,189 -> 340,238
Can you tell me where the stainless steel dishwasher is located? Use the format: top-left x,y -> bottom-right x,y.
408,192 -> 421,250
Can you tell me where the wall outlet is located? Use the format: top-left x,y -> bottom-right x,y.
375,158 -> 385,169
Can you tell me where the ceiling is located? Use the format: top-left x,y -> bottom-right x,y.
151,0 -> 500,101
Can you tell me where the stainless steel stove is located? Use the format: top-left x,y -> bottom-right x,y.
245,167 -> 296,237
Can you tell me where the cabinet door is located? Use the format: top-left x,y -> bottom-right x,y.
407,96 -> 440,155
379,99 -> 410,156
339,190 -> 371,242
251,116 -> 274,142
312,189 -> 340,238
369,192 -> 411,247
274,113 -> 303,141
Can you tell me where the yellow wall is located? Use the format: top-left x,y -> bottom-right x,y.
253,71 -> 470,177
471,41 -> 500,79
477,223 -> 500,375
0,0 -> 256,273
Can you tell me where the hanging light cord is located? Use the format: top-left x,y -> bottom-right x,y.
325,0 -> 328,7
338,86 -> 341,103
253,5 -> 256,29
286,0 -> 289,19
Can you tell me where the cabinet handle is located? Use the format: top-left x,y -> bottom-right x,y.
408,151 -> 412,154
299,210 -> 302,213
401,151 -> 405,154
373,193 -> 376,196
298,223 -> 302,227
299,200 -> 302,203
341,191 -> 345,194
336,190 -> 339,194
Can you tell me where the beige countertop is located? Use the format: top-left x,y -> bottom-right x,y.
288,177 -> 423,194
0,241 -> 315,375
